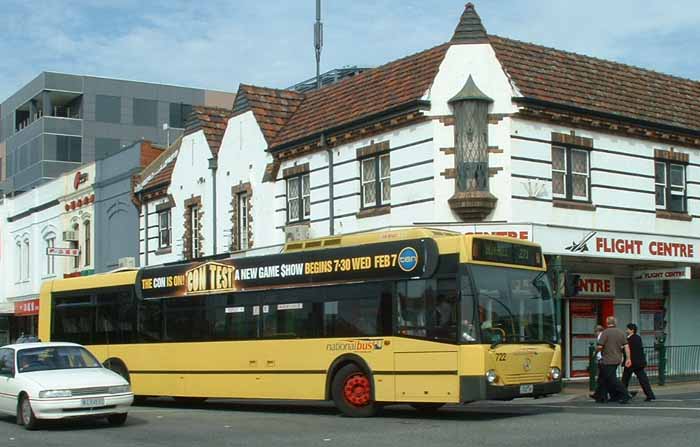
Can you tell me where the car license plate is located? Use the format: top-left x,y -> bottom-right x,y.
81,398 -> 105,407
519,384 -> 534,394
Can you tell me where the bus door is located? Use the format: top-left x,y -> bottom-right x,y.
394,279 -> 460,403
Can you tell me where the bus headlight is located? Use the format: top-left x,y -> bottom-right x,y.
486,369 -> 498,384
550,367 -> 562,381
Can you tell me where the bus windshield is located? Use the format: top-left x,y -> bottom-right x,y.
465,265 -> 557,345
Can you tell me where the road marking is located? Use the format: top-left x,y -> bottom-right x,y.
532,404 -> 700,411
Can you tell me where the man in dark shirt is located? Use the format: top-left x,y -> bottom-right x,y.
622,323 -> 656,401
597,316 -> 633,404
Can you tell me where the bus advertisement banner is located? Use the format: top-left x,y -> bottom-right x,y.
136,239 -> 439,299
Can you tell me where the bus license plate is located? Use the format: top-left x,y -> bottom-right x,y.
519,385 -> 534,395
81,398 -> 105,407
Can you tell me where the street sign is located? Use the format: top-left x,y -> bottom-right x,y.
47,247 -> 80,257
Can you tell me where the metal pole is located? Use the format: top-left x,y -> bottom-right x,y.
314,0 -> 323,90
209,157 -> 218,255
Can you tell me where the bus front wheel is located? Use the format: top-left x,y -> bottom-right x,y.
331,364 -> 378,417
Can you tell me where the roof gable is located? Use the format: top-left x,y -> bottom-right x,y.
184,106 -> 234,156
489,35 -> 700,132
232,85 -> 304,145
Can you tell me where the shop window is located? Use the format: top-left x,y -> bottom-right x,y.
655,161 -> 686,213
190,205 -> 200,258
552,146 -> 589,201
286,174 -> 310,223
360,153 -> 391,208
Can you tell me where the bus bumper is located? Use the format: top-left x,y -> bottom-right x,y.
460,376 -> 562,402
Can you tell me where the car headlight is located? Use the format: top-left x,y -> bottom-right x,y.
109,385 -> 131,394
486,369 -> 498,384
550,367 -> 562,381
39,390 -> 72,398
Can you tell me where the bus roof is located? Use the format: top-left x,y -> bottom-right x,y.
283,227 -> 461,252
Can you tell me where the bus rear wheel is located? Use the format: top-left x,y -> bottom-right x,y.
331,364 -> 377,417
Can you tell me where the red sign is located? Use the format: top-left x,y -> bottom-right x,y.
73,171 -> 88,190
595,237 -> 694,258
47,247 -> 80,257
15,299 -> 40,316
574,274 -> 615,297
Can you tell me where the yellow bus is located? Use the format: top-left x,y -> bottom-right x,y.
38,228 -> 561,417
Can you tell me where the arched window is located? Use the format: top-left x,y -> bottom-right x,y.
23,239 -> 30,281
72,223 -> 80,270
15,240 -> 22,282
44,233 -> 56,276
84,220 -> 91,267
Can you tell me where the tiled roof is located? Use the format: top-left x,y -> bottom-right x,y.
184,106 -> 234,156
137,137 -> 181,193
140,142 -> 164,168
269,43 -> 450,149
233,85 -> 304,144
489,35 -> 700,131
142,157 -> 176,191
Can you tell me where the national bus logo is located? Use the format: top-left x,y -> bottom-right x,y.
398,247 -> 418,272
326,339 -> 384,353
185,262 -> 237,295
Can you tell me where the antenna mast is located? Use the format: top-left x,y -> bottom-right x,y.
314,0 -> 323,90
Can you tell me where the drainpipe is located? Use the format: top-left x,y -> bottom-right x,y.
208,156 -> 218,255
322,134 -> 334,236
143,201 -> 149,266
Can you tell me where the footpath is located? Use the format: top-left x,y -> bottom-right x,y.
561,379 -> 700,399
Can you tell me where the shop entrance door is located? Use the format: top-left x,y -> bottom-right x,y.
614,301 -> 634,329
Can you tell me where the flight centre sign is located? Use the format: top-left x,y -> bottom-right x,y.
136,239 -> 438,299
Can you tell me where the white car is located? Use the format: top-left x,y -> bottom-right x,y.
0,342 -> 133,430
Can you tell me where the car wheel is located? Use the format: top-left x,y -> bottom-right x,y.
107,413 -> 128,426
331,364 -> 378,417
410,402 -> 445,413
19,395 -> 39,430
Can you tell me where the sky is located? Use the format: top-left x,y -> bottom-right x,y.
1,0 -> 699,101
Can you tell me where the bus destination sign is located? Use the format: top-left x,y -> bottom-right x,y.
137,239 -> 439,299
471,238 -> 543,268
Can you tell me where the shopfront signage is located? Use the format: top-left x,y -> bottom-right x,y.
633,267 -> 692,281
73,171 -> 88,190
463,224 -> 532,241
573,274 -> 616,296
47,247 -> 80,257
137,238 -> 439,299
15,299 -> 40,316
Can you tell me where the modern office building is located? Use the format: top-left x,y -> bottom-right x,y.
0,72 -> 235,193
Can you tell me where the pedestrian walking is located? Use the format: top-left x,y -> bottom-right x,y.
590,324 -> 609,402
622,323 -> 656,402
597,316 -> 633,404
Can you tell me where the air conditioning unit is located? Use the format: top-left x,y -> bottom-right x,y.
118,257 -> 136,268
284,224 -> 310,242
62,231 -> 79,242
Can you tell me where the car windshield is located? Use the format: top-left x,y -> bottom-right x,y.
465,265 -> 557,345
17,346 -> 102,373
